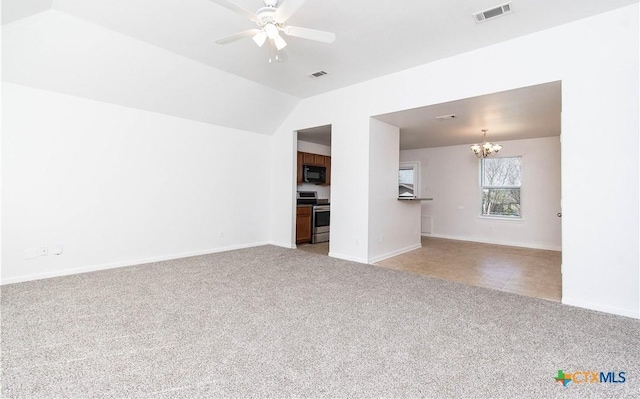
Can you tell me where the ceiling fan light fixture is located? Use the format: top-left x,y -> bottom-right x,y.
212,0 -> 336,61
252,31 -> 267,47
264,23 -> 279,39
274,34 -> 287,50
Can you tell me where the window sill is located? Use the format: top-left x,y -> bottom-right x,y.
476,216 -> 525,223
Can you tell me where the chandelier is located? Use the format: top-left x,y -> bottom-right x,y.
471,129 -> 502,158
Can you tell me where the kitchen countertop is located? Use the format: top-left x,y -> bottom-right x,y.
398,197 -> 434,201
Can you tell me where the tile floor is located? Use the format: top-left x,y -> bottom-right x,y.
297,237 -> 562,302
297,241 -> 330,256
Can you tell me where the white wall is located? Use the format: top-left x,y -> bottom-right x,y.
296,140 -> 331,200
270,5 -> 639,317
368,119 -> 421,262
1,83 -> 272,284
401,137 -> 561,250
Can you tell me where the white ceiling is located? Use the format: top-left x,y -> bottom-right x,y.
3,0 -> 636,99
376,81 -> 562,150
297,82 -> 562,150
298,125 -> 331,146
1,0 -> 51,25
2,10 -> 299,134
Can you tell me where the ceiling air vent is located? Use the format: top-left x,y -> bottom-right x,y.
435,114 -> 456,121
308,70 -> 328,78
473,2 -> 512,23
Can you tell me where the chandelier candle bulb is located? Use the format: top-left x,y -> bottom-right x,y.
471,129 -> 502,158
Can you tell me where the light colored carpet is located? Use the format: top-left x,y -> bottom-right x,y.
1,245 -> 638,398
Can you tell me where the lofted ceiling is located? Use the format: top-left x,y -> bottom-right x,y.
2,0 -> 636,99
1,0 -> 51,25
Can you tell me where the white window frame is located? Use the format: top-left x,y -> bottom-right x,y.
399,161 -> 420,198
479,156 -> 522,220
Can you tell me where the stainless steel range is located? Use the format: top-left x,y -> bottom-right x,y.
312,204 -> 330,243
297,191 -> 330,244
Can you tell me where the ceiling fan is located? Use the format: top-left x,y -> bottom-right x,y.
211,0 -> 336,61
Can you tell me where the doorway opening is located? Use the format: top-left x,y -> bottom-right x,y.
295,125 -> 332,256
373,81 -> 563,302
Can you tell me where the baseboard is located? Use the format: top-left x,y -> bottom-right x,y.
1,241 -> 271,285
368,243 -> 422,264
423,233 -> 561,251
267,241 -> 297,249
328,252 -> 368,264
562,297 -> 639,319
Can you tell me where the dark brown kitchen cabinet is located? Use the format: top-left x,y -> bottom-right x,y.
297,152 -> 304,184
314,154 -> 325,167
296,206 -> 312,244
303,152 -> 315,165
324,156 -> 331,186
297,151 -> 331,185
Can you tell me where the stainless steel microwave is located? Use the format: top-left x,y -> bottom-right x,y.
303,165 -> 326,184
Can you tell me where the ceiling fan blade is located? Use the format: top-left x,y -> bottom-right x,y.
216,29 -> 261,45
283,26 -> 335,43
209,0 -> 259,22
273,0 -> 308,23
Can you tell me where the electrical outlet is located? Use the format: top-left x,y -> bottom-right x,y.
218,229 -> 224,237
53,245 -> 64,255
379,234 -> 384,242
39,247 -> 49,257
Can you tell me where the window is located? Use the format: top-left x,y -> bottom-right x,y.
481,157 -> 522,217
399,162 -> 420,198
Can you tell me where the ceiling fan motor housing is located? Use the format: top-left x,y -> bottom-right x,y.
256,7 -> 277,25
